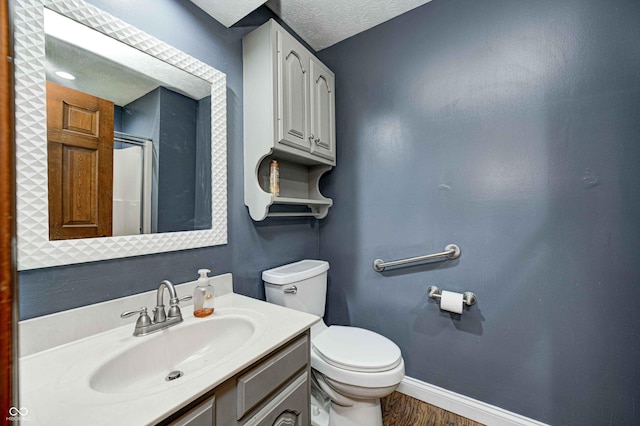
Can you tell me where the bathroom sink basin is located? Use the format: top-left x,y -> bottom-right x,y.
90,312 -> 263,394
20,293 -> 319,426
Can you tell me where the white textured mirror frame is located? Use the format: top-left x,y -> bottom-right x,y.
14,0 -> 227,270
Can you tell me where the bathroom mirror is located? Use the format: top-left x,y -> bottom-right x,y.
14,0 -> 227,270
45,9 -> 214,239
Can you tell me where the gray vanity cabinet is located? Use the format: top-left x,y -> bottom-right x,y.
165,331 -> 310,426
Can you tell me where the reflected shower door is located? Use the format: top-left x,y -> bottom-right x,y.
112,145 -> 143,236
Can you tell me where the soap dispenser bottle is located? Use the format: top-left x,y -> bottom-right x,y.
193,268 -> 214,318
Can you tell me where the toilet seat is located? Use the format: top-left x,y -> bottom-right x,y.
312,326 -> 402,373
311,349 -> 405,389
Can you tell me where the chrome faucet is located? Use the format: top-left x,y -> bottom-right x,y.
154,279 -> 180,323
121,280 -> 192,336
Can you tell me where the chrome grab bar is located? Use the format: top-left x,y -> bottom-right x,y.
373,244 -> 460,272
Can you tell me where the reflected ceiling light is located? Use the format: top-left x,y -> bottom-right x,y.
55,70 -> 76,80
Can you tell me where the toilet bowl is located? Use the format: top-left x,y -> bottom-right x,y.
263,260 -> 405,426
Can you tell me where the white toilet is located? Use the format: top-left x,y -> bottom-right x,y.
263,260 -> 405,426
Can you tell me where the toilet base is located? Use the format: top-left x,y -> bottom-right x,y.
311,380 -> 384,426
330,398 -> 382,426
311,388 -> 330,426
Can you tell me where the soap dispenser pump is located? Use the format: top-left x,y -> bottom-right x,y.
193,269 -> 214,318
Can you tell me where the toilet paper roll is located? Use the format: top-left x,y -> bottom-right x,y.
440,290 -> 464,314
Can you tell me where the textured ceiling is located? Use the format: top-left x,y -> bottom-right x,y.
265,0 -> 432,51
190,0 -> 266,27
190,0 -> 432,51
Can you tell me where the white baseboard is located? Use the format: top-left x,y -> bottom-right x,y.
397,376 -> 549,426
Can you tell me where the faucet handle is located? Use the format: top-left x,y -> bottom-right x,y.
177,295 -> 193,303
165,294 -> 189,318
121,307 -> 152,334
166,294 -> 193,319
168,294 -> 193,306
121,307 -> 148,318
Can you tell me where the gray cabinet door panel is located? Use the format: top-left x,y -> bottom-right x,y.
169,396 -> 215,426
237,334 -> 309,419
309,58 -> 335,162
277,31 -> 310,152
242,372 -> 309,426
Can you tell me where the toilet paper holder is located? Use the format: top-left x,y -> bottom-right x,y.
427,286 -> 477,306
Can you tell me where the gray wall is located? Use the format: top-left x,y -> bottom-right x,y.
195,96 -> 212,230
157,87 -> 198,233
317,0 -> 640,425
121,87 -> 205,232
18,0 -> 319,319
113,106 -> 122,132
121,88 -> 160,140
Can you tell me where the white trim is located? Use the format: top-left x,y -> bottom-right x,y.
14,0 -> 227,270
397,376 -> 550,426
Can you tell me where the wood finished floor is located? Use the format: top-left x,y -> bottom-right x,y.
381,392 -> 485,426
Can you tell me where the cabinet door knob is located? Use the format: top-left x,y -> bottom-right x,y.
314,137 -> 320,144
308,134 -> 315,141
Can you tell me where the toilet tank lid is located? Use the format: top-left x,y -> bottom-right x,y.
262,259 -> 329,285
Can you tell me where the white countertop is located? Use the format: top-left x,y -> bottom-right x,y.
19,293 -> 319,425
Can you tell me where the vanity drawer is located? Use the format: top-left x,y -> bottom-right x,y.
236,334 -> 308,419
242,371 -> 309,426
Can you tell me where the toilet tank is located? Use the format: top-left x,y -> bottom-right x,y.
262,260 -> 329,317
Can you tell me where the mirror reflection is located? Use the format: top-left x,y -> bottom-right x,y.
44,9 -> 212,239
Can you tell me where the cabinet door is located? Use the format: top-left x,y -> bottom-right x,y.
169,396 -> 215,426
276,30 -> 310,153
243,372 -> 309,426
309,58 -> 335,162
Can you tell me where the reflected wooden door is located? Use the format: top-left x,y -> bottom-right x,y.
46,81 -> 114,240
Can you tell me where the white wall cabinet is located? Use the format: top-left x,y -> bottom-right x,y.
243,19 -> 335,221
